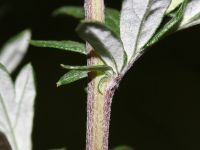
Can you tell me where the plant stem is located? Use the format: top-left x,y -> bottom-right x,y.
84,0 -> 118,150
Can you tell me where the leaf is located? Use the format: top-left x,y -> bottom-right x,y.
0,63 -> 36,150
105,8 -> 120,36
76,22 -> 126,74
53,6 -> 84,19
120,0 -> 171,61
166,0 -> 184,15
53,6 -> 120,35
60,64 -> 112,71
14,64 -> 36,150
111,145 -> 133,150
30,40 -> 86,55
144,0 -> 187,48
57,70 -> 87,86
178,0 -> 200,30
0,30 -> 31,73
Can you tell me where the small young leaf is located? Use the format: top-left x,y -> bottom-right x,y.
0,63 -> 36,150
30,40 -> 86,55
120,0 -> 171,61
53,6 -> 84,19
179,0 -> 200,30
166,0 -> 184,15
61,64 -> 112,71
53,6 -> 120,35
57,70 -> 87,86
76,22 -> 126,74
0,30 -> 31,73
144,0 -> 187,48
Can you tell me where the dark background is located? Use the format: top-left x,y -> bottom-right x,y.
1,0 -> 200,150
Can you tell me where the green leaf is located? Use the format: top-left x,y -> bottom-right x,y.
166,0 -> 184,15
57,70 -> 87,86
111,145 -> 133,150
53,6 -> 84,19
61,64 -> 112,71
53,6 -> 120,35
120,0 -> 171,61
105,8 -> 120,36
178,0 -> 200,30
76,22 -> 126,74
0,63 -> 36,150
144,0 -> 187,48
30,40 -> 86,55
0,30 -> 31,73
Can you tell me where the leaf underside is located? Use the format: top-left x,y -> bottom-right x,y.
145,0 -> 187,48
120,0 -> 171,61
0,63 -> 36,150
0,30 -> 31,73
179,0 -> 200,30
76,22 -> 126,74
166,0 -> 184,15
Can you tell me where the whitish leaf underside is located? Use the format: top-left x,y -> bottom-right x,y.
179,0 -> 200,29
0,30 -> 31,73
120,0 -> 171,61
77,22 -> 126,73
0,64 -> 36,150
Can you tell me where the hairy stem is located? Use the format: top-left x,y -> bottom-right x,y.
84,0 -> 117,150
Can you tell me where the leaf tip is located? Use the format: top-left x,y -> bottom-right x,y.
56,81 -> 62,87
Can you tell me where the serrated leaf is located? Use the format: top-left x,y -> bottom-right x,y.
0,30 -> 31,73
145,0 -> 187,48
76,22 -> 126,74
0,63 -> 36,150
179,0 -> 200,30
120,0 -> 171,61
111,145 -> 133,150
30,40 -> 86,55
61,64 -> 112,71
57,70 -> 87,86
53,6 -> 120,35
166,0 -> 184,15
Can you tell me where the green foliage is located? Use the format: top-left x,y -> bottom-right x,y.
53,6 -> 84,19
61,64 -> 112,71
76,22 -> 126,74
57,70 -> 87,86
144,0 -> 188,48
32,0 -> 200,88
166,0 -> 184,15
53,6 -> 120,35
30,40 -> 86,55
